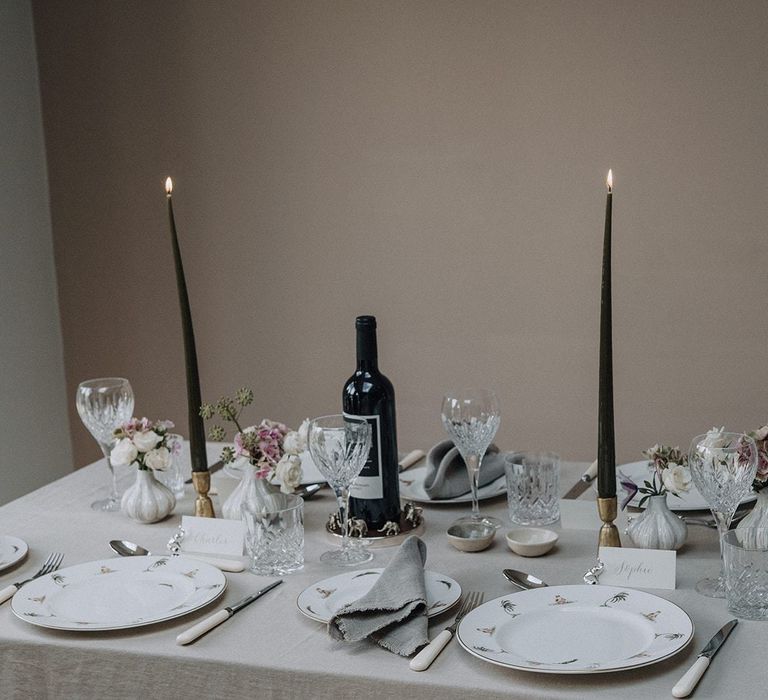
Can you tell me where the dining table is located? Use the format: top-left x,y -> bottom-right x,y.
0,445 -> 762,700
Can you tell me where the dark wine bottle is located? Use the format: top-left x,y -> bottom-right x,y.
343,315 -> 401,531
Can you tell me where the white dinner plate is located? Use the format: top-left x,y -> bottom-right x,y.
11,556 -> 226,631
0,536 -> 28,572
223,450 -> 324,484
616,461 -> 757,511
297,568 -> 461,623
398,464 -> 506,504
457,585 -> 693,674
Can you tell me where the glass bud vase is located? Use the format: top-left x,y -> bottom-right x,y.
120,469 -> 176,523
626,494 -> 687,550
222,463 -> 282,520
735,490 -> 768,548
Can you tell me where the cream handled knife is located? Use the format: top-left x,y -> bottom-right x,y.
562,460 -> 598,499
672,619 -> 737,698
176,579 -> 283,645
399,450 -> 426,472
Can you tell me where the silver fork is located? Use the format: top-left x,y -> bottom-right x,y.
409,591 -> 485,671
0,553 -> 64,604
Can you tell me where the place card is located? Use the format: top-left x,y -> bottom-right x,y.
180,515 -> 245,557
597,546 -> 676,590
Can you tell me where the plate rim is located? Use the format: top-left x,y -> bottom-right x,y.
456,584 -> 694,675
616,460 -> 757,511
296,568 -> 461,623
398,464 -> 506,504
0,536 -> 29,573
11,555 -> 227,632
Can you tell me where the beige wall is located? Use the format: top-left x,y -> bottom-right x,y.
1,0 -> 72,503
33,0 -> 768,470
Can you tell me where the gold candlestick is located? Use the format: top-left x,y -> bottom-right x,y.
597,496 -> 621,548
192,471 -> 215,518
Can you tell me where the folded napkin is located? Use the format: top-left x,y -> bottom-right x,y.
423,439 -> 505,500
328,536 -> 428,656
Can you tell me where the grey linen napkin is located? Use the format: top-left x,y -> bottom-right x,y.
423,439 -> 505,500
328,536 -> 428,656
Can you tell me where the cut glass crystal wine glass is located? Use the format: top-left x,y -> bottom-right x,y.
688,430 -> 757,597
308,414 -> 373,566
441,389 -> 501,535
75,378 -> 134,511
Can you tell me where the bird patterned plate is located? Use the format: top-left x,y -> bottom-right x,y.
11,556 -> 226,631
297,569 -> 461,623
398,465 -> 506,504
457,585 -> 693,674
0,536 -> 28,572
613,461 -> 756,511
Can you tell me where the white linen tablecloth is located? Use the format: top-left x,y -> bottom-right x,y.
0,449 -> 762,700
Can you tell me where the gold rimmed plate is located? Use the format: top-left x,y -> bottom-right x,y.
457,585 -> 693,674
11,556 -> 226,631
297,568 -> 461,623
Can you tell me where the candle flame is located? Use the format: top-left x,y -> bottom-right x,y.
165,177 -> 173,196
606,169 -> 613,192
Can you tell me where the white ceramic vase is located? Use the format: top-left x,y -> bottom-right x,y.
121,469 -> 176,524
735,490 -> 768,548
222,463 -> 282,520
626,494 -> 687,550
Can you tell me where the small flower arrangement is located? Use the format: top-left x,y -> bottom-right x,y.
200,387 -> 308,494
747,424 -> 768,492
110,418 -> 179,471
619,444 -> 691,508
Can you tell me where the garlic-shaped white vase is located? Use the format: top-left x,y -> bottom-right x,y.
735,490 -> 768,548
121,469 -> 176,524
626,495 -> 687,550
222,463 -> 282,520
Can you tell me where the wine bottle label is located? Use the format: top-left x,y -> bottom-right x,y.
344,412 -> 383,500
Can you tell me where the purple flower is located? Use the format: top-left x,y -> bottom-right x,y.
618,470 -> 639,510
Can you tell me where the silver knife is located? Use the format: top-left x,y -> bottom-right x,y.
672,619 -> 737,698
176,580 -> 283,645
562,460 -> 598,499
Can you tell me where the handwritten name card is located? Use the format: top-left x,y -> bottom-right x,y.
180,515 -> 245,557
598,546 -> 676,590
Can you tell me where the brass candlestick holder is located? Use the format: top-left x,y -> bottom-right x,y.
192,471 -> 215,518
597,496 -> 621,548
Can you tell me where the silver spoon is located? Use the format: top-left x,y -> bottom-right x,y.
109,539 -> 244,572
503,569 -> 548,589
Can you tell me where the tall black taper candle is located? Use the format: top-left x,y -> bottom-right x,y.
165,177 -> 208,476
597,169 -> 616,498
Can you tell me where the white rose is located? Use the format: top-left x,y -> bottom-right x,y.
297,418 -> 310,445
144,446 -> 171,471
133,430 -> 161,452
754,425 -> 768,441
283,430 -> 306,455
701,426 -> 727,449
662,463 -> 692,495
275,454 -> 303,494
110,438 -> 138,467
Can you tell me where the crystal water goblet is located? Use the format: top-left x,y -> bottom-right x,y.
441,388 -> 502,534
75,378 -> 134,511
308,414 -> 373,566
688,431 -> 758,597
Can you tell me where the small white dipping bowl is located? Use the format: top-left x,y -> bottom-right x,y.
506,528 -> 558,557
447,523 -> 495,552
